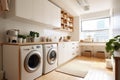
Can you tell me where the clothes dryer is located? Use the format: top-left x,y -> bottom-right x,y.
43,44 -> 58,74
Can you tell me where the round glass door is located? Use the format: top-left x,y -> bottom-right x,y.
47,49 -> 57,65
24,50 -> 41,73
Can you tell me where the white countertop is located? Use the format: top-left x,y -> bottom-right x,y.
80,42 -> 106,46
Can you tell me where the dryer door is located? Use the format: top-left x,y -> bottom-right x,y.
47,49 -> 57,65
24,50 -> 41,73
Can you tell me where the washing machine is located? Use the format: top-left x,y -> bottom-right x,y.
43,44 -> 58,74
20,45 -> 43,80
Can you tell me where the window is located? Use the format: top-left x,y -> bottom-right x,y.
81,17 -> 110,42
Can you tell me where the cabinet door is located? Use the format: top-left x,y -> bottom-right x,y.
65,42 -> 72,61
58,43 -> 72,65
32,0 -> 47,23
58,43 -> 66,65
45,1 -> 61,27
16,0 -> 33,20
71,42 -> 80,58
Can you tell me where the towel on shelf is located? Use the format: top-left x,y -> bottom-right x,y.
0,0 -> 9,11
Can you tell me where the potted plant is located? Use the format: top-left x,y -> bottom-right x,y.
18,34 -> 27,43
18,34 -> 23,43
22,35 -> 27,43
106,35 -> 120,57
29,31 -> 39,42
105,35 -> 120,68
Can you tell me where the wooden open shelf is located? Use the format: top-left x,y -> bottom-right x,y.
53,28 -> 73,32
61,10 -> 74,32
53,10 -> 74,32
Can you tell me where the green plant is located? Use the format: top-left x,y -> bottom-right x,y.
18,34 -> 27,39
18,34 -> 23,38
106,35 -> 120,56
29,31 -> 39,38
22,35 -> 27,39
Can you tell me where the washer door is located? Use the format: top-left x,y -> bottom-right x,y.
24,50 -> 41,73
47,49 -> 57,65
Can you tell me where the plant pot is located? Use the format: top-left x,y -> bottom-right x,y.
31,37 -> 39,42
18,38 -> 23,43
105,58 -> 112,69
23,39 -> 26,43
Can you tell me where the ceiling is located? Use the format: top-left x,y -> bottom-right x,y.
50,0 -> 112,16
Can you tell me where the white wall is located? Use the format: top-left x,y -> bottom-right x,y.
71,16 -> 81,41
112,0 -> 120,37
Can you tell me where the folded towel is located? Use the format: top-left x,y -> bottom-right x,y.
0,0 -> 9,11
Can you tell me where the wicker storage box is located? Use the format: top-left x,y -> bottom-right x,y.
95,51 -> 105,59
82,50 -> 92,57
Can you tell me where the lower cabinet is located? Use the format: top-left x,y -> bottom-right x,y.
58,42 -> 79,65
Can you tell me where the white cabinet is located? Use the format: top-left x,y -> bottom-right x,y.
15,0 -> 33,20
45,1 -> 61,27
15,0 -> 61,27
58,42 -> 79,65
71,42 -> 80,57
33,0 -> 47,24
58,43 -> 69,65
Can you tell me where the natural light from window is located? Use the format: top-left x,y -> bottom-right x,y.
80,17 -> 110,42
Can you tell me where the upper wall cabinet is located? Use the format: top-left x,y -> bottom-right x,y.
16,0 -> 33,20
45,1 -> 61,28
15,0 -> 61,27
32,0 -> 47,24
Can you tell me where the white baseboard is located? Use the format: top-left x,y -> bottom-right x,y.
0,71 -> 3,80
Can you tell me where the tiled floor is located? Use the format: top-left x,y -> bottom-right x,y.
36,56 -> 114,80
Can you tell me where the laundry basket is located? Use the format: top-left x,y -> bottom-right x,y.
95,51 -> 105,59
82,50 -> 92,57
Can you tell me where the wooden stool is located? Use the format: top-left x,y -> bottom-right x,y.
95,51 -> 105,59
82,50 -> 92,57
